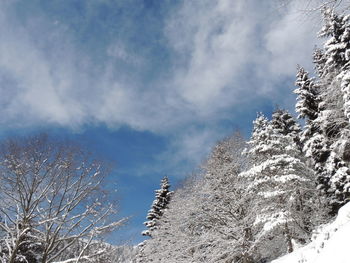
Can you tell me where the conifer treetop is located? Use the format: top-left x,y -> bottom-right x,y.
142,176 -> 173,237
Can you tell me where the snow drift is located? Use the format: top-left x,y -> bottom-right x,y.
272,202 -> 350,263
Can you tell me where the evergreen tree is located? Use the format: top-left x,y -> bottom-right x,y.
318,8 -> 350,75
294,66 -> 322,152
307,8 -> 350,213
142,177 -> 172,237
340,70 -> 350,121
294,66 -> 320,122
294,67 -> 330,190
313,48 -> 328,79
136,176 -> 203,263
271,109 -> 301,135
271,108 -> 302,149
240,113 -> 318,261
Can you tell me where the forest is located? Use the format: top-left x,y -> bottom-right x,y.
136,6 -> 350,263
2,3 -> 350,263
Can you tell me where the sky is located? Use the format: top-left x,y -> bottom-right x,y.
0,0 -> 334,244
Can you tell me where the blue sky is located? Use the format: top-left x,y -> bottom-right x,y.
0,0 -> 326,244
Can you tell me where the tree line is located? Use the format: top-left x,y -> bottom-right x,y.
3,4 -> 350,263
136,6 -> 350,263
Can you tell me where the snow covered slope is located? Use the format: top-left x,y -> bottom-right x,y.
272,202 -> 350,263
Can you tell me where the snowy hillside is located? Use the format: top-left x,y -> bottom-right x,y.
272,202 -> 350,263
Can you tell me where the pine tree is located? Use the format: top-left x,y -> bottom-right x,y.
293,66 -> 330,188
271,108 -> 302,149
313,48 -> 328,79
294,66 -> 322,152
142,177 -> 172,237
136,176 -> 202,263
240,113 -> 318,261
318,8 -> 350,75
318,7 -> 350,126
294,67 -> 320,122
245,113 -> 271,164
306,8 -> 350,213
271,109 -> 301,135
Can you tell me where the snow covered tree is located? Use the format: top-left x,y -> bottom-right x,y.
301,8 -> 350,213
294,66 -> 330,183
137,177 -> 173,262
0,134 -> 126,263
314,48 -> 328,79
294,66 -> 322,150
318,8 -> 350,75
271,109 -> 301,136
271,108 -> 302,149
142,177 -> 172,237
240,113 -> 319,261
136,132 -> 254,263
194,132 -> 255,263
136,177 -> 201,263
295,66 -> 320,122
59,240 -> 137,263
0,226 -> 43,263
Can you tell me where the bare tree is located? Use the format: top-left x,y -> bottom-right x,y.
136,132 -> 255,263
0,134 -> 126,263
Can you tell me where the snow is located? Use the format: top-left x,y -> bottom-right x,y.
259,190 -> 284,198
254,211 -> 288,232
272,202 -> 350,263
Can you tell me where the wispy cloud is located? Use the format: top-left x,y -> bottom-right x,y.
165,0 -> 322,116
0,0 -> 330,174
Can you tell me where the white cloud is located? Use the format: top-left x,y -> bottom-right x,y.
129,126 -> 226,178
165,0 -> 325,116
0,4 -> 89,127
107,42 -> 143,65
264,1 -> 321,77
166,0 -> 260,114
0,0 -> 334,174
0,0 -> 326,131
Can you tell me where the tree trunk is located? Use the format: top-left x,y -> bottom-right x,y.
9,238 -> 22,263
284,222 -> 293,253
